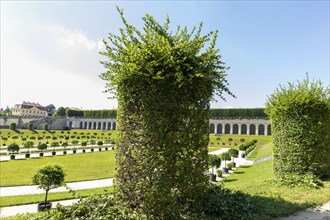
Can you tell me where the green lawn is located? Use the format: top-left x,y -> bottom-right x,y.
0,186 -> 113,207
0,129 -> 117,149
247,142 -> 273,160
0,151 -> 116,186
223,160 -> 330,219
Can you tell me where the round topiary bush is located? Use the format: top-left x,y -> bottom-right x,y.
265,76 -> 330,186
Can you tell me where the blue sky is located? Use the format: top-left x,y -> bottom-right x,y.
1,1 -> 329,110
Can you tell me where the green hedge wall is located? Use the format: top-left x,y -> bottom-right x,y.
265,77 -> 330,186
209,108 -> 267,118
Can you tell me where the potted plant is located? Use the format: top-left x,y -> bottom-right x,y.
81,141 -> 87,153
32,164 -> 66,212
50,142 -> 59,156
216,169 -> 223,178
38,143 -> 47,156
228,148 -> 239,167
71,140 -> 78,153
208,154 -> 221,182
62,142 -> 68,155
8,143 -> 19,160
227,162 -> 234,171
220,152 -> 231,173
24,141 -> 34,158
97,141 -> 103,151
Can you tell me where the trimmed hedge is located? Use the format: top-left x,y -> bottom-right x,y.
209,108 -> 267,118
265,76 -> 330,186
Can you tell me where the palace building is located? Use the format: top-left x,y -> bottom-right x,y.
11,101 -> 47,117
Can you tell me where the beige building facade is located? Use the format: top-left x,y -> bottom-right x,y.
12,102 -> 47,117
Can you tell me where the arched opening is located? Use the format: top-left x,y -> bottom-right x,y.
209,123 -> 215,134
250,124 -> 256,135
112,122 -> 116,130
93,122 -> 97,129
225,124 -> 230,134
69,121 -> 73,129
216,124 -> 222,134
98,122 -> 102,130
108,122 -> 112,130
233,124 -> 239,134
267,124 -> 271,135
88,122 -> 92,129
241,124 -> 247,134
79,122 -> 83,129
84,122 -> 87,129
103,122 -> 107,130
258,124 -> 265,135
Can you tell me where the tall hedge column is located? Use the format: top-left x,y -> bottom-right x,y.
100,8 -> 233,218
265,77 -> 330,186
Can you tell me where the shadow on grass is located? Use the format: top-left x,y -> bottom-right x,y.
223,178 -> 238,183
232,171 -> 245,174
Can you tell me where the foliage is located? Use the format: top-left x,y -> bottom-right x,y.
7,143 -> 19,154
24,141 -> 34,153
10,123 -> 16,130
53,107 -> 67,117
28,123 -> 33,130
38,143 -> 48,152
216,169 -> 223,177
208,154 -> 221,175
228,148 -> 238,158
239,140 -> 256,151
32,164 -> 66,205
201,184 -> 260,219
43,124 -> 49,130
227,162 -> 234,170
209,108 -> 267,118
100,7 -> 233,218
50,142 -> 59,151
265,76 -> 330,185
97,140 -> 103,146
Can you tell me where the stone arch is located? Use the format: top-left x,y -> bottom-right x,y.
69,121 -> 73,129
216,124 -> 222,134
210,123 -> 215,134
233,124 -> 239,134
108,122 -> 112,130
250,124 -> 256,135
79,122 -> 83,129
241,124 -> 247,135
258,124 -> 265,135
267,124 -> 271,135
224,124 -> 230,134
93,122 -> 97,129
98,122 -> 102,130
84,122 -> 88,129
102,122 -> 106,130
88,122 -> 92,129
112,122 -> 116,130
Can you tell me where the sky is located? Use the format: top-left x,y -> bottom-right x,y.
1,1 -> 329,110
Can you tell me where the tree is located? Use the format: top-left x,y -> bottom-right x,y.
43,124 -> 49,131
9,123 -> 16,130
32,164 -> 66,205
208,154 -> 221,175
45,104 -> 56,116
220,152 -> 231,167
28,123 -> 34,130
38,143 -> 47,153
8,143 -> 19,154
228,148 -> 239,163
53,107 -> 66,117
12,136 -> 19,143
100,8 -> 233,218
71,140 -> 78,150
265,75 -> 330,186
228,137 -> 233,145
62,142 -> 68,151
2,137 -> 8,146
24,141 -> 34,154
51,142 -> 59,152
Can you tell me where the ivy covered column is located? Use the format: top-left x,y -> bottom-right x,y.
100,8 -> 233,218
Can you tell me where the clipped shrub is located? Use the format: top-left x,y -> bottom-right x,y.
99,7 -> 233,219
8,143 -> 19,154
9,123 -> 16,130
216,169 -> 223,177
265,76 -> 330,185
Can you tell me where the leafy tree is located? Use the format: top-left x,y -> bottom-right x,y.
208,154 -> 221,175
220,152 -> 231,167
45,104 -> 56,116
228,148 -> 239,163
12,136 -> 19,143
100,7 -> 233,218
32,164 -> 66,205
24,141 -> 34,154
51,142 -> 59,152
71,140 -> 78,150
8,143 -> 19,154
265,75 -> 330,186
62,142 -> 68,151
53,107 -> 66,117
38,143 -> 48,153
43,124 -> 49,131
2,137 -> 8,145
9,123 -> 16,130
28,123 -> 33,130
97,141 -> 103,146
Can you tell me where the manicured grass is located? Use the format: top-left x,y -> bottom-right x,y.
247,142 -> 273,160
0,151 -> 116,186
208,134 -> 272,150
0,186 -> 113,207
223,160 -> 330,219
0,129 -> 117,149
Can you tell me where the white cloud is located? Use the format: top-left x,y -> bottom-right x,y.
58,29 -> 97,51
